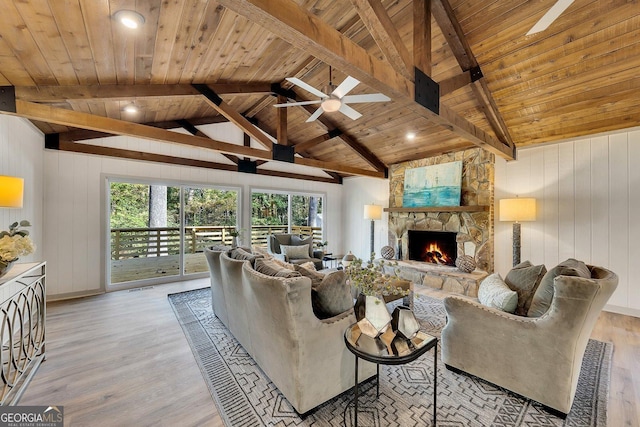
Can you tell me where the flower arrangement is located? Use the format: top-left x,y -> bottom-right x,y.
345,253 -> 409,298
0,220 -> 36,267
226,227 -> 244,238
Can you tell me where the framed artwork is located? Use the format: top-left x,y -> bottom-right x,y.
403,161 -> 462,207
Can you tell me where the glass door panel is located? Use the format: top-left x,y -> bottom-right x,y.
183,187 -> 238,275
251,192 -> 289,247
109,183 -> 181,284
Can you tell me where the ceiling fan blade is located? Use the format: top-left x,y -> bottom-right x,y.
526,0 -> 575,35
341,93 -> 390,104
273,100 -> 322,107
305,107 -> 325,122
332,76 -> 360,98
285,77 -> 328,99
338,103 -> 362,120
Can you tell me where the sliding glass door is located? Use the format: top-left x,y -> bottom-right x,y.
108,179 -> 239,286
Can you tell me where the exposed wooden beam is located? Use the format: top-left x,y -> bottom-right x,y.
53,115 -> 229,143
47,140 -> 340,184
413,0 -> 432,75
439,71 -> 471,97
293,131 -> 341,154
216,0 -> 514,159
350,0 -> 413,80
14,83 -> 273,103
193,84 -> 274,151
6,100 -> 382,178
431,0 -> 515,149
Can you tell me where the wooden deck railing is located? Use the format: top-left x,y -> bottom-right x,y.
110,225 -> 323,260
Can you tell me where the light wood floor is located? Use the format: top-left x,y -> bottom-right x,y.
19,281 -> 640,426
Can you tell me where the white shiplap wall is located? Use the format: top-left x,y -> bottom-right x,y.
42,123 -> 344,299
495,127 -> 640,316
342,176 -> 390,261
0,116 -> 44,265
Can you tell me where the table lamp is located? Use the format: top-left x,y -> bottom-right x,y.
364,204 -> 382,256
0,176 -> 24,208
499,197 -> 536,266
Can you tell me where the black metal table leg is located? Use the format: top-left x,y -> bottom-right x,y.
433,341 -> 437,427
376,364 -> 380,398
354,355 -> 359,427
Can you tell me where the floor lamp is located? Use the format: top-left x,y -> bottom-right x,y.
499,197 -> 536,267
0,175 -> 24,208
363,204 -> 382,256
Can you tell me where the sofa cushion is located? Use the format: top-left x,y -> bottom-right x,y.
504,260 -> 547,316
291,234 -> 314,258
527,258 -> 591,317
229,247 -> 263,266
254,258 -> 301,278
281,244 -> 311,260
477,273 -> 518,313
271,234 -> 291,254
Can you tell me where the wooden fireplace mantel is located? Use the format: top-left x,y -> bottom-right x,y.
384,206 -> 489,213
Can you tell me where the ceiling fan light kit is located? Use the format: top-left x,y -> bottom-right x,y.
321,97 -> 341,112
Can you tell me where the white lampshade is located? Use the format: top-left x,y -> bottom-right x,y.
363,204 -> 382,221
499,198 -> 536,222
0,175 -> 24,208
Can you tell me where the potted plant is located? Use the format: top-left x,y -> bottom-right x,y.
0,220 -> 36,277
345,253 -> 410,337
226,227 -> 245,248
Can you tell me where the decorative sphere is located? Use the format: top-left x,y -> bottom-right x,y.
455,255 -> 476,273
380,245 -> 395,259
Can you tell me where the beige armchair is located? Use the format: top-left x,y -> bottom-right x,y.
267,233 -> 324,269
441,265 -> 617,416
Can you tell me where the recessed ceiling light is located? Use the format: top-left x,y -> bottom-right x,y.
406,132 -> 416,140
123,104 -> 139,114
114,10 -> 145,29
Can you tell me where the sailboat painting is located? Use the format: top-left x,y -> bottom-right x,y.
402,161 -> 462,207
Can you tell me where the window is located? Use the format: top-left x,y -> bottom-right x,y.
250,190 -> 323,247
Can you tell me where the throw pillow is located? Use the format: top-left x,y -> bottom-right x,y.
477,273 -> 518,313
298,261 -> 316,270
281,244 -> 311,260
254,258 -> 301,278
291,235 -> 314,258
504,260 -> 547,316
294,264 -> 325,288
229,247 -> 263,266
528,258 -> 591,317
312,270 -> 353,319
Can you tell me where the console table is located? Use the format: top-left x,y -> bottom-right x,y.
344,323 -> 438,426
0,262 -> 46,405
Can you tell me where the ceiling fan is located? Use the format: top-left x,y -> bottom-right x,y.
526,0 -> 575,35
274,67 -> 391,122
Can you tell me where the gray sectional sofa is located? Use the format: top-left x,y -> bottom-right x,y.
204,247 -> 376,414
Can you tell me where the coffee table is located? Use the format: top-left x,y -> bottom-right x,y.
344,323 -> 438,426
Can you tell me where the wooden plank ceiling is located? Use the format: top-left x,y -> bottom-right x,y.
1,0 -> 638,181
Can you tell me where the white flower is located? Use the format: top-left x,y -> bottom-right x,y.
0,231 -> 36,262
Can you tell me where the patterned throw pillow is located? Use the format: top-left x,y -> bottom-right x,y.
527,258 -> 591,317
281,244 -> 311,260
254,258 -> 301,278
229,247 -> 263,266
477,273 -> 518,313
504,261 -> 547,316
294,264 -> 325,288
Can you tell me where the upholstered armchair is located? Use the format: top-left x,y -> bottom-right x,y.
441,264 -> 618,416
267,233 -> 324,270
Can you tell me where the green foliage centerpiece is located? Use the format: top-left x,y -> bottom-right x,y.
345,254 -> 409,338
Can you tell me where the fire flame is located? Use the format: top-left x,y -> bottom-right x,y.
422,242 -> 453,265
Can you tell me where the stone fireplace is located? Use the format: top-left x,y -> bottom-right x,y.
385,148 -> 494,297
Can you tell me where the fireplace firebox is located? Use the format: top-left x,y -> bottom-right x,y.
408,230 -> 457,266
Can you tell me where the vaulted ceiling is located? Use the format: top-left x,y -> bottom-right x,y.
1,0 -> 638,183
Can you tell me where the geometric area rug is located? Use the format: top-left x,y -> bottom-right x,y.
168,288 -> 611,427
